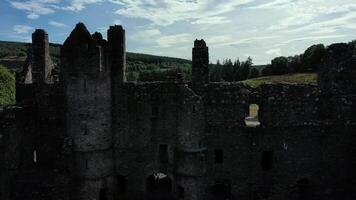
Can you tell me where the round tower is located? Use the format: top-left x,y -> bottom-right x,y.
61,23 -> 115,200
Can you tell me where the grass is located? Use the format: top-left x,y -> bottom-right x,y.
241,73 -> 317,88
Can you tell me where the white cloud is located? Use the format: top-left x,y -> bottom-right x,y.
132,28 -> 161,43
64,0 -> 104,11
27,13 -> 40,19
281,35 -> 347,45
207,35 -> 233,45
9,0 -> 105,18
157,33 -> 191,48
10,0 -> 57,19
132,27 -> 190,48
114,19 -> 122,25
192,16 -> 231,25
250,0 -> 293,9
13,25 -> 34,34
259,0 -> 356,32
49,20 -> 67,27
115,0 -> 255,26
266,48 -> 281,56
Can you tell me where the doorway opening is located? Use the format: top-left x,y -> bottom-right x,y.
211,183 -> 231,200
146,172 -> 173,200
245,104 -> 260,127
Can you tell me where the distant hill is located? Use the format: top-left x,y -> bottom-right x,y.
241,73 -> 317,88
0,40 -> 192,73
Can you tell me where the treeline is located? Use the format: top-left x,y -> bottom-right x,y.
126,61 -> 191,81
0,41 -> 30,58
262,40 -> 356,76
209,57 -> 259,82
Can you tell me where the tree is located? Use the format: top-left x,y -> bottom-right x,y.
270,56 -> 289,75
0,65 -> 15,105
302,44 -> 326,71
287,55 -> 303,73
249,68 -> 259,78
239,57 -> 253,80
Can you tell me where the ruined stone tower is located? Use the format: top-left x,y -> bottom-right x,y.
61,23 -> 115,200
192,39 -> 209,93
108,25 -> 126,83
31,29 -> 54,84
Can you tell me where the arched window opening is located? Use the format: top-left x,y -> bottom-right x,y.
99,188 -> 108,200
245,104 -> 260,127
146,172 -> 173,200
211,183 -> 231,200
178,185 -> 185,199
297,178 -> 310,200
261,150 -> 274,171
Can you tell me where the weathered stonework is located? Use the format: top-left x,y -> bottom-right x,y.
0,23 -> 355,200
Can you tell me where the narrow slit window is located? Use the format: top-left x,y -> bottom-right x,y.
214,149 -> 223,164
84,123 -> 88,135
83,79 -> 87,90
33,149 -> 37,164
158,144 -> 169,164
245,104 -> 260,127
261,150 -> 273,171
297,178 -> 310,200
192,105 -> 197,113
85,159 -> 88,169
117,175 -> 127,195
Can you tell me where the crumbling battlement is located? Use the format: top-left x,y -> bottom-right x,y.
1,23 -> 356,200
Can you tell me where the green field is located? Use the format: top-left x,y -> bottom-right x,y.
240,73 -> 317,88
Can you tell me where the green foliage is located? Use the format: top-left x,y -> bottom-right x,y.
0,65 -> 15,105
302,44 -> 326,71
0,41 -> 29,61
249,68 -> 260,78
262,56 -> 289,76
262,43 -> 329,76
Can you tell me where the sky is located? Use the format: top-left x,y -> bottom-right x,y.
0,0 -> 356,64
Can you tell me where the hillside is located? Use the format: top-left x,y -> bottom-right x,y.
241,73 -> 317,88
0,40 -> 192,71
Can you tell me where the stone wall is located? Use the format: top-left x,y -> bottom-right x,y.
258,83 -> 320,127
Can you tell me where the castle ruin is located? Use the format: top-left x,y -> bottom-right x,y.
0,23 -> 356,200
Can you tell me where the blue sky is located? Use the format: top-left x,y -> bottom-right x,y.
1,0 -> 356,64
